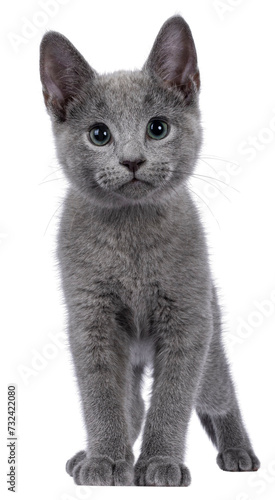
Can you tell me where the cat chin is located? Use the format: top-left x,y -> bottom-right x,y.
93,181 -> 180,208
115,180 -> 154,201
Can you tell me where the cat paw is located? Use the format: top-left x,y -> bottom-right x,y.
66,451 -> 134,485
217,448 -> 260,472
134,456 -> 191,486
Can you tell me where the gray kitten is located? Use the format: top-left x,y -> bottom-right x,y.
40,16 -> 260,486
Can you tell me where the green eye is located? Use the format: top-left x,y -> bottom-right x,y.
89,124 -> 111,146
147,119 -> 168,140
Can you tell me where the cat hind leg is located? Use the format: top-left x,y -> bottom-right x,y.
196,287 -> 260,472
196,348 -> 260,472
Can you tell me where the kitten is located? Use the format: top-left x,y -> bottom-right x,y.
40,15 -> 260,486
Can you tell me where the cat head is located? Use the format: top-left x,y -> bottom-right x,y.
40,16 -> 202,207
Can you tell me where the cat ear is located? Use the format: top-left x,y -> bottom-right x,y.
40,31 -> 95,121
144,16 -> 200,103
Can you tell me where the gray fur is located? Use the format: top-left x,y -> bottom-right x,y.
40,16 -> 260,486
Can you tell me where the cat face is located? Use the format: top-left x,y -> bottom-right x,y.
40,16 -> 202,207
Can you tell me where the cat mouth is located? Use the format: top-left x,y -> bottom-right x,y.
129,178 -> 146,185
116,177 -> 153,200
126,177 -> 151,186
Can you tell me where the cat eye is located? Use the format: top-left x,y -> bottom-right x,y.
147,119 -> 169,140
89,124 -> 111,146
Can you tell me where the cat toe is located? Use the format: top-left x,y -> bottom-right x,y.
66,450 -> 86,476
134,456 -> 191,486
217,448 -> 260,472
113,459 -> 134,486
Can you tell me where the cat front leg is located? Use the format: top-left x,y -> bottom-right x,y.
135,299 -> 212,486
66,296 -> 134,486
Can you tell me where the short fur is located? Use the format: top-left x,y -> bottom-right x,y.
40,16 -> 260,486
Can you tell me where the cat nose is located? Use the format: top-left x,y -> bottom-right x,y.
120,159 -> 145,173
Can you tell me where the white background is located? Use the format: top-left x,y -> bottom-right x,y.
1,0 -> 275,499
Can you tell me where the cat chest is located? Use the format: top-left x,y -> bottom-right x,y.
97,252 -> 181,341
81,225 -> 187,314
86,243 -> 176,337
94,245 -> 175,309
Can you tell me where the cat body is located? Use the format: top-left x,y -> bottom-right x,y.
40,16 -> 260,486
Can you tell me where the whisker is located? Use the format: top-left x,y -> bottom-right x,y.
192,173 -> 239,194
159,164 -> 238,194
199,154 -> 240,168
192,175 -> 232,202
39,178 -> 63,185
197,157 -> 219,175
40,167 -> 63,182
187,184 -> 221,229
44,203 -> 63,236
161,162 -> 240,197
166,177 -> 221,229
